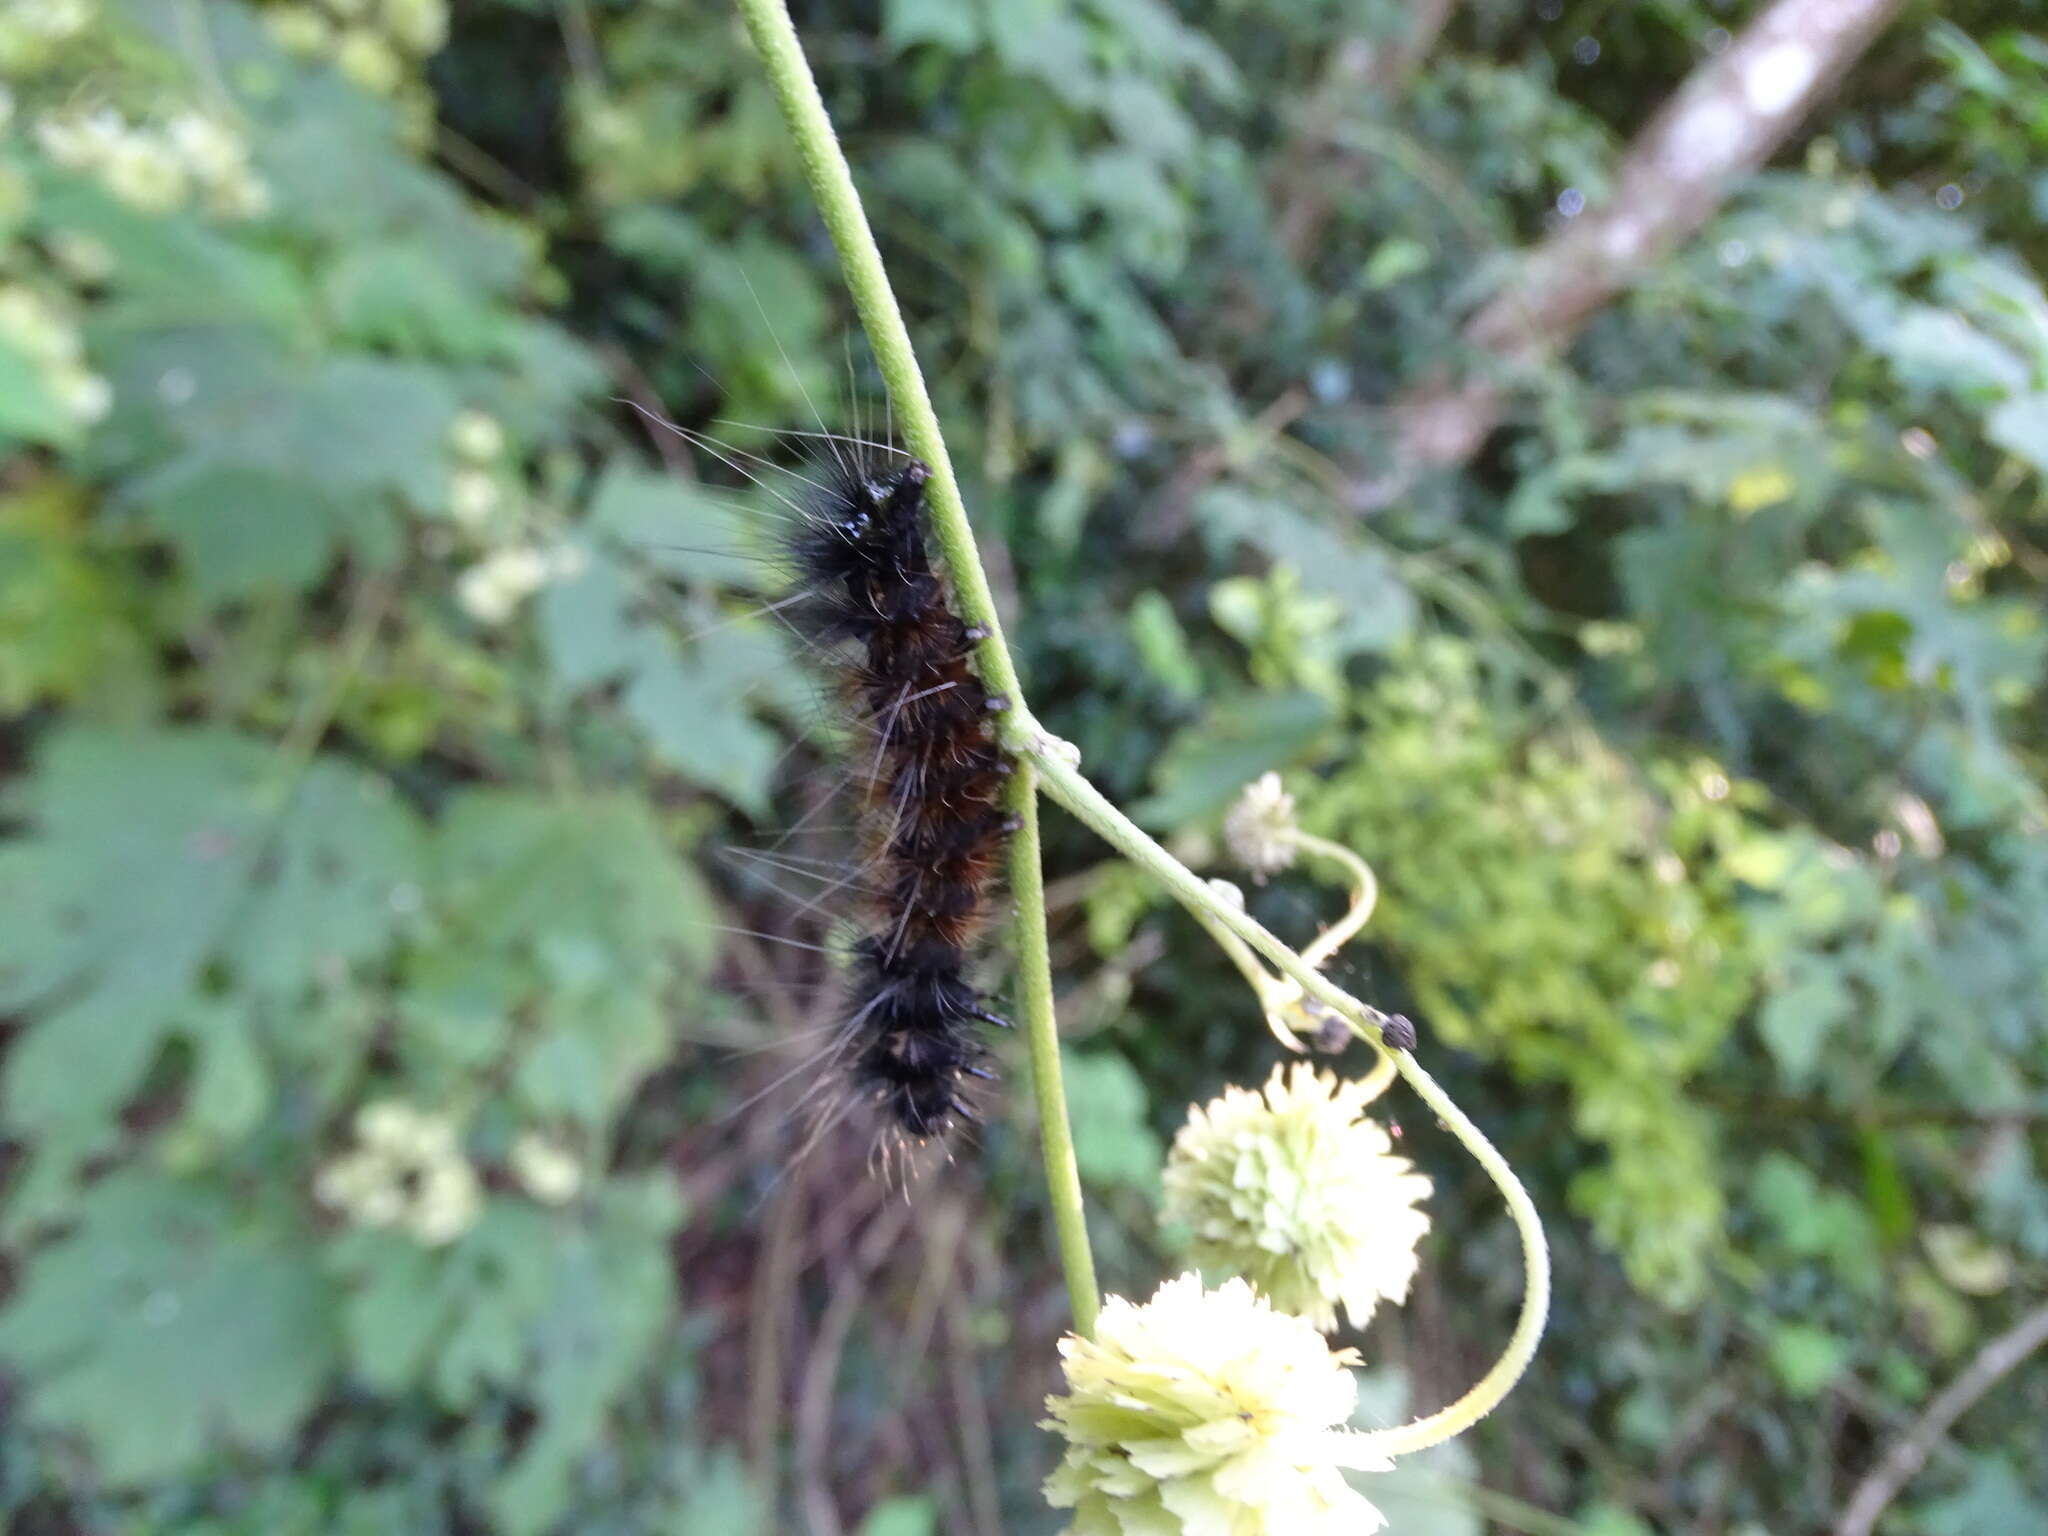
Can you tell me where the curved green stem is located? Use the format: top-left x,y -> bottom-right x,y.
1288,829 -> 1378,968
1355,1054 -> 1550,1455
1025,746 -> 1548,1454
734,0 -> 1096,1332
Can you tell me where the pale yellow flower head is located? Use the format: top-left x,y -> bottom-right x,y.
1162,1062 -> 1431,1333
1043,1273 -> 1389,1535
1223,772 -> 1298,878
510,1132 -> 582,1205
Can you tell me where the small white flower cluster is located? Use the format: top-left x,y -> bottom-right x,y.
509,1132 -> 582,1205
1163,1061 -> 1433,1332
0,0 -> 95,71
267,0 -> 449,98
447,407 -> 508,529
0,282 -> 109,424
444,409 -> 584,626
33,106 -> 269,219
456,544 -> 583,625
1044,1275 -> 1392,1534
315,1100 -> 482,1246
1224,771 -> 1301,878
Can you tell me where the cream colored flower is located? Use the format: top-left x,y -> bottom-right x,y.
266,5 -> 335,56
1042,1274 -> 1389,1535
316,1099 -> 482,1246
48,230 -> 117,283
510,1133 -> 582,1205
448,408 -> 505,463
1162,1063 -> 1431,1333
334,28 -> 404,94
1224,772 -> 1298,878
99,133 -> 189,214
381,0 -> 450,56
455,544 -> 549,623
50,365 -> 111,424
447,467 -> 501,527
0,284 -> 79,365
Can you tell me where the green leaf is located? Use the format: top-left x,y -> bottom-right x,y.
1987,393 -> 2048,475
1918,1459 -> 2046,1536
103,338 -> 458,513
859,1496 -> 938,1536
1767,1323 -> 1849,1397
537,541 -> 645,691
1194,486 -> 1414,654
489,1181 -> 684,1536
126,461 -> 368,603
0,730 -> 421,1174
516,991 -> 668,1126
586,463 -> 770,588
1061,1049 -> 1164,1193
434,787 -> 714,979
0,1171 -> 338,1484
323,241 -> 514,358
1363,237 -> 1432,290
0,339 -> 79,447
1132,689 -> 1333,828
883,0 -> 980,53
622,635 -> 782,816
1756,968 -> 1851,1087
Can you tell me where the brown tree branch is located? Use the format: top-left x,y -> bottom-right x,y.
1833,1300 -> 2048,1536
1360,0 -> 1907,507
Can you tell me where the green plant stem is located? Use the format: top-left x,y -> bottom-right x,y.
1288,829 -> 1378,968
733,0 -> 1021,707
733,0 -> 1098,1332
1025,745 -> 1548,1454
1009,765 -> 1100,1336
1029,748 -> 1404,1044
734,0 -> 1545,1446
1358,1052 -> 1551,1455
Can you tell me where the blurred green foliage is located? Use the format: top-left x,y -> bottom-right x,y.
3,0 -> 2047,1532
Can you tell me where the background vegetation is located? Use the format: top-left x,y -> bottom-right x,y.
3,0 -> 2046,1531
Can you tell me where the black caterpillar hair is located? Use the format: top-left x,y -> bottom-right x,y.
787,457 -> 1013,1144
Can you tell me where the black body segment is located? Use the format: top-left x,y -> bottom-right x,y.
787,459 -> 1012,1142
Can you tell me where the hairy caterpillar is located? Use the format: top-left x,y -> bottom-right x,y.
785,453 -> 1014,1145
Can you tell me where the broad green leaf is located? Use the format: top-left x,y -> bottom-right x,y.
623,636 -> 782,816
1195,486 -> 1415,654
1987,393 -> 2048,475
0,1171 -> 338,1483
0,729 -> 421,1171
586,462 -> 771,588
859,1496 -> 938,1536
1756,968 -> 1851,1087
1918,1459 -> 2046,1536
323,241 -> 514,358
433,788 -> 714,979
126,460 -> 376,603
1061,1049 -> 1164,1193
1767,1323 -> 1848,1397
0,339 -> 78,447
1132,689 -> 1333,828
883,0 -> 980,53
488,1180 -> 684,1536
